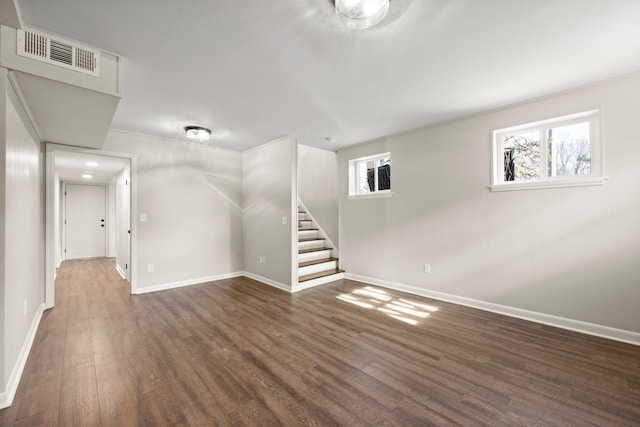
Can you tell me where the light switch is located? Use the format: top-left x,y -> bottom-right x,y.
140,213 -> 147,222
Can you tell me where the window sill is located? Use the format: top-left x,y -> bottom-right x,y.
348,191 -> 393,200
489,176 -> 608,192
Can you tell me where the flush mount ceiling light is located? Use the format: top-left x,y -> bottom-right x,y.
184,125 -> 212,141
335,0 -> 390,29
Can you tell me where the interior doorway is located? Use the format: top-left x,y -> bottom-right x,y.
45,144 -> 137,309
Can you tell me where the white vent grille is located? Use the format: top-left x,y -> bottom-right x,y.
17,29 -> 100,76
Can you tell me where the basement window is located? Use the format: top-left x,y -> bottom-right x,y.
491,111 -> 605,191
348,153 -> 391,199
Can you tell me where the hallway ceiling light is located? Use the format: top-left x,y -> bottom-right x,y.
81,173 -> 92,179
335,0 -> 390,29
86,161 -> 99,167
184,125 -> 212,141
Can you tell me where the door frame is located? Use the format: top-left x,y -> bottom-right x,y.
45,143 -> 138,309
62,182 -> 108,261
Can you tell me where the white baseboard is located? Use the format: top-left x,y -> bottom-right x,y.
131,270 -> 292,296
115,264 -> 126,280
135,272 -> 244,295
345,273 -> 640,347
0,303 -> 45,409
242,272 -> 291,293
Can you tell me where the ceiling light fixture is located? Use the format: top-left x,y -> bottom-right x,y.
335,0 -> 389,29
86,161 -> 99,167
184,125 -> 212,141
81,173 -> 92,179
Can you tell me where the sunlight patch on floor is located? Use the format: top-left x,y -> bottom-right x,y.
337,294 -> 375,309
337,286 -> 439,325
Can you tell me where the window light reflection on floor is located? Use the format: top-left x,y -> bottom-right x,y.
337,286 -> 439,325
337,293 -> 374,309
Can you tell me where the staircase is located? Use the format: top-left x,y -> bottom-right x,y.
297,203 -> 344,289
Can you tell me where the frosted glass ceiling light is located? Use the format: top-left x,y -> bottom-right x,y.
184,125 -> 212,141
335,0 -> 389,29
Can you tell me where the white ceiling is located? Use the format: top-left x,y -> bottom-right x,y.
54,151 -> 128,184
15,0 -> 640,151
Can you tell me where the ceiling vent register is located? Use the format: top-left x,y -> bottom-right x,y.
16,29 -> 100,77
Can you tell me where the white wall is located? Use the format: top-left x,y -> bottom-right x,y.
243,137 -> 297,290
298,144 -> 339,248
0,68 -> 45,404
103,129 -> 243,291
338,74 -> 640,335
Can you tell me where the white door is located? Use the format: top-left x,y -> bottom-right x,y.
65,184 -> 106,259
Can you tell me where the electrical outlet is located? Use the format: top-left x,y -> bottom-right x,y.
148,263 -> 154,272
259,256 -> 267,264
140,213 -> 147,222
424,264 -> 431,274
282,216 -> 288,225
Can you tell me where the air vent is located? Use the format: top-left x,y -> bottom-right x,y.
17,29 -> 100,76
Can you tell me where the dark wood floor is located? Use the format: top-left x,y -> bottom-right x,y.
1,258 -> 639,426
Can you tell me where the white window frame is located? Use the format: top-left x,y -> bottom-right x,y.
348,152 -> 392,200
490,110 -> 606,192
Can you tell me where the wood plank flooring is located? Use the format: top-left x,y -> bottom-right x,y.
1,258 -> 639,426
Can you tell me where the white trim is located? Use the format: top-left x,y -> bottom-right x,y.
344,273 -> 640,347
133,272 -> 293,295
489,176 -> 608,192
243,272 -> 291,293
134,272 -> 244,295
291,139 -> 299,290
0,303 -> 45,409
115,264 -> 126,280
128,157 -> 137,294
347,190 -> 393,200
